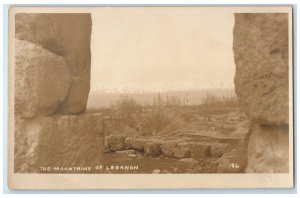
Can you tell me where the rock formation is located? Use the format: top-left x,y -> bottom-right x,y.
14,14 -> 101,173
233,13 -> 289,172
15,13 -> 92,114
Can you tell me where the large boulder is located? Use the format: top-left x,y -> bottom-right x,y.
14,114 -> 104,173
15,13 -> 92,114
233,13 -> 290,173
233,13 -> 289,124
15,39 -> 71,118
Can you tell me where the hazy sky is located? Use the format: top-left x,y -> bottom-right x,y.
90,8 -> 235,91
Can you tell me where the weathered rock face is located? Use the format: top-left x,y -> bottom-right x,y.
14,114 -> 104,173
233,13 -> 289,124
15,13 -> 92,114
15,39 -> 71,118
14,14 -> 95,173
233,13 -> 290,173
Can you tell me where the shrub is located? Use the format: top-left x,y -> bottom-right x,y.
113,95 -> 142,127
139,110 -> 171,136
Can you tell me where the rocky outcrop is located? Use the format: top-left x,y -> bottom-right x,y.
14,114 -> 104,173
15,13 -> 92,114
233,13 -> 289,173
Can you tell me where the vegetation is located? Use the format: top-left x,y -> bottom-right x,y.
87,90 -> 239,137
200,91 -> 238,107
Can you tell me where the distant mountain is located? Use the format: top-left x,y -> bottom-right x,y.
87,88 -> 236,108
89,81 -> 234,95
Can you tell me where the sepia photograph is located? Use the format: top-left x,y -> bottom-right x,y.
7,6 -> 294,189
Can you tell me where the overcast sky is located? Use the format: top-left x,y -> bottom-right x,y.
90,8 -> 235,91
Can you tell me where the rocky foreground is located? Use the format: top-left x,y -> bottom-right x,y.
105,111 -> 249,173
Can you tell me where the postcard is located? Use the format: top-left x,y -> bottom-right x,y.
7,6 -> 294,189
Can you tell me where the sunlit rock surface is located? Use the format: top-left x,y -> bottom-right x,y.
15,39 -> 71,118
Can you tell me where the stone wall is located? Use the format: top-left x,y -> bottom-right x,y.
14,14 -> 104,173
14,114 -> 104,173
233,13 -> 289,173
